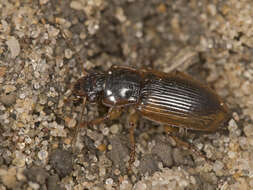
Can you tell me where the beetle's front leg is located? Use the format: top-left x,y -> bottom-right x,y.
127,108 -> 139,172
80,107 -> 123,127
73,106 -> 123,149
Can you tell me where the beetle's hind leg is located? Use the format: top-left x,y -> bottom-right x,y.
163,126 -> 213,163
127,108 -> 139,173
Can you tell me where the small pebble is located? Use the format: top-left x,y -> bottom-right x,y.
114,168 -> 121,176
17,142 -> 25,150
12,152 -> 26,167
110,124 -> 119,134
0,167 -> 17,189
39,0 -> 49,5
70,1 -> 84,11
0,94 -> 16,106
105,178 -> 113,185
64,48 -> 73,59
3,85 -> 16,93
38,150 -> 48,161
0,67 -> 7,78
19,93 -> 26,99
65,117 -> 77,128
50,149 -> 73,178
102,127 -> 109,136
6,36 -> 20,58
28,182 -> 40,190
244,124 -> 253,137
213,161 -> 224,176
97,144 -> 107,152
207,4 -> 217,16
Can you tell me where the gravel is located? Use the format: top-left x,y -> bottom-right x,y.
0,0 -> 252,189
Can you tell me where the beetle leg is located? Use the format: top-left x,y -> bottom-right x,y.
86,107 -> 123,126
163,125 -> 213,163
163,125 -> 179,135
82,69 -> 89,76
77,107 -> 123,129
127,108 -> 139,172
73,106 -> 123,148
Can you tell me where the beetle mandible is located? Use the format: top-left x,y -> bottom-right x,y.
73,65 -> 230,167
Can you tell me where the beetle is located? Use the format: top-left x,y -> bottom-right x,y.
73,65 -> 230,168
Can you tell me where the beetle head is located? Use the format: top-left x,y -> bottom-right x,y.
73,73 -> 106,103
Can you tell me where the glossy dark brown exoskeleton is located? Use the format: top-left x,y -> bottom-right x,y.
73,65 -> 230,168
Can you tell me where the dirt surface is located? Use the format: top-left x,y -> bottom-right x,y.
0,0 -> 253,189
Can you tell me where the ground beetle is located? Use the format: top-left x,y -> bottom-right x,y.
73,65 -> 230,168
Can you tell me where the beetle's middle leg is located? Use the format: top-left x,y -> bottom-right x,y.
163,125 -> 213,163
127,108 -> 139,172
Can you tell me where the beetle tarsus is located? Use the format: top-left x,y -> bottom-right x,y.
164,125 -> 214,163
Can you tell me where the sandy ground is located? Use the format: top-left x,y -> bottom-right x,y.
1,0 -> 253,189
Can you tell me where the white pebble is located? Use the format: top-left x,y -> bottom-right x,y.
38,150 -> 48,161
105,178 -> 113,185
6,36 -> 20,58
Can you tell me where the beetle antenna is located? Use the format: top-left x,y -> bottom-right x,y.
72,97 -> 87,151
85,101 -> 88,126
